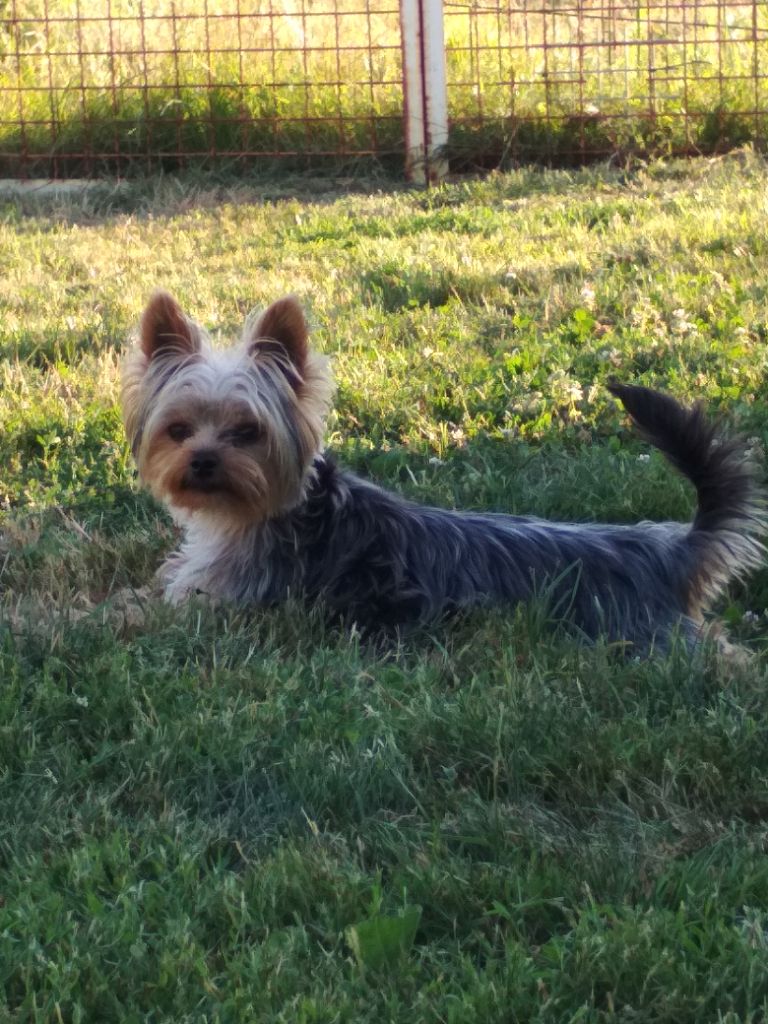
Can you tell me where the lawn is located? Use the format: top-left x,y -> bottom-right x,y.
1,152 -> 768,1021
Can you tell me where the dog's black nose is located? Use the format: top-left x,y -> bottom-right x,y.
189,449 -> 219,479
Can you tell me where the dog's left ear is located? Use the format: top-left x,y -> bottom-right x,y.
248,296 -> 308,375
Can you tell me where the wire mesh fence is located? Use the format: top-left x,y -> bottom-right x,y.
0,0 -> 766,177
0,0 -> 405,176
444,0 -> 768,165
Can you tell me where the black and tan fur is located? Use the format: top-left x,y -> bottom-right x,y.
122,291 -> 766,653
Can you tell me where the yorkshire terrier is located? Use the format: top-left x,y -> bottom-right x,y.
122,291 -> 766,653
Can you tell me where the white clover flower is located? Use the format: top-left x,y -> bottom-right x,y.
671,308 -> 697,334
598,348 -> 621,365
548,370 -> 583,404
580,283 -> 596,309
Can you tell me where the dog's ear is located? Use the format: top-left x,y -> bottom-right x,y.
247,296 -> 308,374
140,291 -> 199,360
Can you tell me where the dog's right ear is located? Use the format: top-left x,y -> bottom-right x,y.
247,296 -> 309,375
140,291 -> 199,360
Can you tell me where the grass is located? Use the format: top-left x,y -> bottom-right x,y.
2,151 -> 768,1019
0,0 -> 767,174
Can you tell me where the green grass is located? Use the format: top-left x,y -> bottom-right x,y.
0,0 -> 767,174
2,152 -> 768,1020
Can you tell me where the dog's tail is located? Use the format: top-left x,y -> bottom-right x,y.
607,380 -> 766,613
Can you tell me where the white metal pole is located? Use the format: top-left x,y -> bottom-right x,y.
400,0 -> 448,183
400,0 -> 426,181
421,0 -> 448,183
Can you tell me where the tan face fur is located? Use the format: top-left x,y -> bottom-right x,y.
122,291 -> 334,527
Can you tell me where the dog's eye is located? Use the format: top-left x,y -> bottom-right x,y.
229,423 -> 261,445
167,422 -> 193,443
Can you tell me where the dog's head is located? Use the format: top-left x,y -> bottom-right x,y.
122,291 -> 333,526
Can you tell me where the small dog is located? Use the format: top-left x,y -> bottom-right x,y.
122,291 -> 766,653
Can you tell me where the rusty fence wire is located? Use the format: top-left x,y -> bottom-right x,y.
0,0 -> 405,176
0,0 -> 766,177
444,0 -> 768,165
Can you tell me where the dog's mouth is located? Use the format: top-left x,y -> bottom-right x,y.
180,474 -> 233,496
169,462 -> 270,519
182,479 -> 220,494
178,475 -> 259,508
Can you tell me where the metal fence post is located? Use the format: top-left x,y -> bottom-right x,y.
400,0 -> 448,183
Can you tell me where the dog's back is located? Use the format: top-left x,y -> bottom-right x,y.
275,386 -> 766,649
